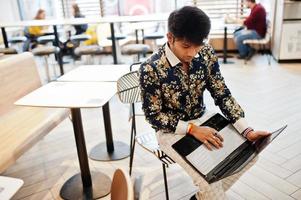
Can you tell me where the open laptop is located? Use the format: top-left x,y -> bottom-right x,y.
172,113 -> 287,183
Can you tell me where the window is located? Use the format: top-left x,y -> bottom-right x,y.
58,0 -> 176,18
58,0 -> 102,18
18,0 -> 56,20
186,0 -> 247,19
57,0 -> 264,19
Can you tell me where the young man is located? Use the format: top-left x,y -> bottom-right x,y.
233,0 -> 267,59
139,6 -> 270,200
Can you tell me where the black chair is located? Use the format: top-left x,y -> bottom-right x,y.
116,63 -> 175,200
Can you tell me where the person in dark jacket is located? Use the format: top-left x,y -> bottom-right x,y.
72,3 -> 88,35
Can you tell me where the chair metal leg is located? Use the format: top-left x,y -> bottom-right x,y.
268,52 -> 271,66
129,117 -> 134,153
162,163 -> 169,200
259,44 -> 265,55
129,120 -> 135,175
51,54 -> 58,78
89,55 -> 93,65
129,104 -> 137,175
91,55 -> 98,64
129,134 -> 136,176
44,56 -> 51,82
264,44 -> 271,66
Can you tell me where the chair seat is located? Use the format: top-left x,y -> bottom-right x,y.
136,132 -> 175,166
136,132 -> 159,152
0,48 -> 18,54
243,38 -> 269,45
70,34 -> 91,42
9,36 -> 27,43
37,35 -> 55,44
121,44 -> 152,55
32,46 -> 59,56
74,45 -> 108,56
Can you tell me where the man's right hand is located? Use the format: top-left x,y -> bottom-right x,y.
189,124 -> 224,151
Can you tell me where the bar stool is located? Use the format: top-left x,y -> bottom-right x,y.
71,34 -> 92,63
121,44 -> 152,62
74,45 -> 110,64
121,27 -> 152,62
32,46 -> 59,82
0,48 -> 18,55
107,34 -> 126,63
9,36 -> 27,52
143,32 -> 164,51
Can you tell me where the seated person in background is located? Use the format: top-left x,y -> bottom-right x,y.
83,25 -> 98,45
61,4 -> 89,57
72,3 -> 88,35
28,9 -> 47,37
23,9 -> 48,51
139,6 -> 269,200
231,0 -> 267,60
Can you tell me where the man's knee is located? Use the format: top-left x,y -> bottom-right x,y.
235,34 -> 248,44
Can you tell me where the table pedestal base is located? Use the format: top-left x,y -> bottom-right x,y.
60,171 -> 111,200
89,141 -> 130,161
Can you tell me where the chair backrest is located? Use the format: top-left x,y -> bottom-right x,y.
111,168 -> 134,200
130,62 -> 142,71
117,71 -> 141,104
264,19 -> 272,42
0,52 -> 41,115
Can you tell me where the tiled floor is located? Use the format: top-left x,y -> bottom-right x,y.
3,53 -> 301,200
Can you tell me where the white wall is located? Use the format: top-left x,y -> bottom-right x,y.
0,0 -> 20,22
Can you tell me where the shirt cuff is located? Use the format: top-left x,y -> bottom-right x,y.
233,118 -> 249,135
174,120 -> 189,135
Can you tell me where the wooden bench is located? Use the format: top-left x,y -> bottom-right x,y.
0,52 -> 69,173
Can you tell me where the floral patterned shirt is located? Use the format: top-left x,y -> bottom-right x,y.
139,43 -> 248,135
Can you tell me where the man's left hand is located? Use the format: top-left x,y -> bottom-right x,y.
246,130 -> 271,142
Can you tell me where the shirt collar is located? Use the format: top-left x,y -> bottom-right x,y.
165,43 -> 181,67
165,42 -> 200,67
